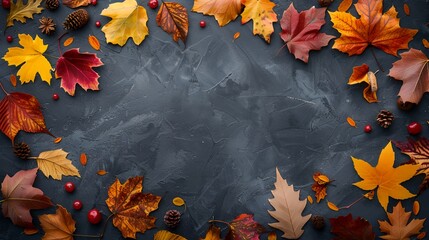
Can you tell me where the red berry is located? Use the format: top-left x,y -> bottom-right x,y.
148,0 -> 158,9
2,0 -> 10,9
87,209 -> 102,224
95,21 -> 101,28
364,124 -> 372,133
6,35 -> 13,43
72,200 -> 83,210
200,20 -> 206,28
407,122 -> 422,135
90,0 -> 97,5
52,93 -> 59,101
64,182 -> 75,193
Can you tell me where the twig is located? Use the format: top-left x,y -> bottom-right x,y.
0,82 -> 8,95
370,48 -> 384,72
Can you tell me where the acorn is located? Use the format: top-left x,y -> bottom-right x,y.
63,9 -> 89,30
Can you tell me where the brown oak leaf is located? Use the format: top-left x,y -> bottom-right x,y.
39,205 -> 75,240
156,2 -> 188,43
105,176 -> 161,239
330,214 -> 375,240
1,168 -> 53,228
225,214 -> 265,240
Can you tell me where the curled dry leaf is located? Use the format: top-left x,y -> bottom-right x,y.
80,153 -> 87,166
156,2 -> 188,43
338,0 -> 352,12
348,64 -> 378,103
9,75 -> 17,87
200,225 -> 221,240
154,230 -> 187,240
312,172 -> 331,202
347,117 -> 357,128
330,214 -> 375,240
63,37 -> 74,47
62,0 -> 91,8
39,205 -> 75,240
88,35 -> 101,51
173,197 -> 185,206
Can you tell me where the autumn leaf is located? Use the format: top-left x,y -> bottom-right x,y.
379,202 -> 425,240
200,225 -> 221,240
1,168 -> 53,228
192,0 -> 242,27
279,4 -> 335,63
330,214 -> 375,240
31,149 -> 80,180
338,0 -> 352,12
394,137 -> 429,194
88,35 -> 101,51
225,214 -> 264,240
268,168 -> 311,239
101,0 -> 149,46
172,197 -> 185,206
348,64 -> 378,103
62,0 -> 91,8
156,2 -> 188,43
97,170 -> 108,175
312,172 -> 331,202
346,117 -> 357,127
403,3 -> 410,16
39,205 -> 75,240
0,86 -> 54,143
106,176 -> 161,239
389,48 -> 429,105
241,0 -> 278,43
352,141 -> 419,211
233,32 -> 240,41
80,153 -> 87,166
413,201 -> 420,215
3,34 -> 52,84
423,39 -> 429,49
6,0 -> 43,27
10,75 -> 17,87
154,230 -> 187,240
329,0 -> 417,56
63,37 -> 74,47
55,48 -> 103,96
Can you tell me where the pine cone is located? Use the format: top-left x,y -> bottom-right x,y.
13,142 -> 31,160
39,17 -> 56,35
310,215 -> 325,230
63,9 -> 89,30
45,0 -> 59,10
318,0 -> 333,7
164,210 -> 181,228
377,110 -> 394,128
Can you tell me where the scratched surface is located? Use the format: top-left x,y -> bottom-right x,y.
0,0 -> 429,239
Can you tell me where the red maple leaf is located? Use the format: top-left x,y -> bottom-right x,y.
279,4 -> 335,63
225,214 -> 265,240
55,48 -> 103,96
1,168 -> 53,228
330,214 -> 375,240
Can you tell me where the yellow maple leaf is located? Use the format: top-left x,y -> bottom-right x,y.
100,0 -> 149,46
192,0 -> 242,27
241,0 -> 277,43
2,34 -> 52,84
7,0 -> 43,27
32,149 -> 80,180
352,141 -> 419,211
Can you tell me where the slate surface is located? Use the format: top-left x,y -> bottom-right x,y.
0,0 -> 429,239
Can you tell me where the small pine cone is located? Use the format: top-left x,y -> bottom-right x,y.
13,142 -> 31,160
63,9 -> 89,30
377,110 -> 394,128
310,215 -> 325,230
318,0 -> 333,7
164,210 -> 181,228
45,0 -> 59,10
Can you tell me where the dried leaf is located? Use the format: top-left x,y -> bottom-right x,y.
241,0 -> 278,43
53,137 -> 62,144
101,0 -> 149,46
156,2 -> 188,43
268,232 -> 277,240
39,205 -> 75,240
35,149 -> 80,180
80,153 -> 87,166
403,3 -> 410,16
327,201 -> 339,211
307,196 -> 314,204
225,214 -> 265,240
389,48 -> 429,105
2,34 -> 52,84
363,190 -> 375,200
154,230 -> 186,240
63,37 -> 74,47
338,0 -> 352,12
423,39 -> 429,49
6,0 -> 43,27
9,75 -> 17,87
88,35 -> 101,51
330,214 -> 375,240
329,0 -> 418,56
352,141 -> 419,211
316,174 -> 330,184
55,48 -> 103,96
62,0 -> 91,8
379,202 -> 426,240
23,227 -> 38,235
348,64 -> 378,103
173,197 -> 185,206
413,200 -> 420,215
312,172 -> 331,202
268,168 -> 311,239
192,0 -> 242,27
1,168 -> 53,228
233,32 -> 240,41
97,170 -> 108,176
280,4 -> 335,63
417,232 -> 427,240
106,176 -> 161,239
347,117 -> 357,127
200,225 -> 221,240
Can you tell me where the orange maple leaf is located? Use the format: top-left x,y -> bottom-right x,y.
329,0 -> 417,56
192,0 -> 242,27
105,176 -> 161,239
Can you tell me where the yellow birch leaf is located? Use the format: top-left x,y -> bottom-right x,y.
173,197 -> 185,206
327,201 -> 339,211
63,37 -> 74,47
101,0 -> 149,46
241,0 -> 278,43
35,149 -> 80,180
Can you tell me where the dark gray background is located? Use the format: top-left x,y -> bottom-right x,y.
0,0 -> 428,239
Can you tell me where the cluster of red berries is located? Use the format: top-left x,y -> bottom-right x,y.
64,182 -> 102,224
363,121 -> 423,135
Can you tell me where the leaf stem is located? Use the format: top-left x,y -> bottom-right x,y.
57,31 -> 69,56
208,219 -> 232,228
338,195 -> 364,210
0,82 -> 9,95
98,214 -> 114,239
370,48 -> 384,72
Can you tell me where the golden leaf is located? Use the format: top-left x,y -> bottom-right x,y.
34,149 -> 80,180
39,205 -> 75,240
241,0 -> 278,43
156,2 -> 188,43
88,35 -> 101,51
352,141 -> 419,211
154,230 -> 187,240
413,200 -> 420,215
63,37 -> 74,47
268,168 -> 311,239
6,0 -> 43,27
347,117 -> 357,127
199,225 -> 221,240
192,0 -> 241,27
173,197 -> 185,206
327,201 -> 339,211
80,153 -> 87,166
101,0 -> 149,46
97,170 -> 108,176
106,176 -> 161,239
312,172 -> 331,202
338,0 -> 352,12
